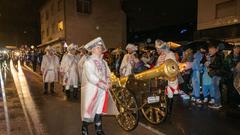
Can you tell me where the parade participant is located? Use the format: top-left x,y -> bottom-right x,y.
81,37 -> 118,135
60,43 -> 79,99
78,46 -> 88,83
207,44 -> 223,109
155,39 -> 178,115
119,43 -> 138,76
191,50 -> 203,104
41,46 -> 60,95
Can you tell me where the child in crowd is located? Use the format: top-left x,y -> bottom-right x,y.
202,54 -> 214,103
191,50 -> 203,104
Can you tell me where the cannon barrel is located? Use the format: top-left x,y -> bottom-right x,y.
111,59 -> 179,87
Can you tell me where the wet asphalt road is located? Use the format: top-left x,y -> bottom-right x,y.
22,67 -> 159,135
139,94 -> 240,135
3,64 -> 240,135
24,66 -> 240,135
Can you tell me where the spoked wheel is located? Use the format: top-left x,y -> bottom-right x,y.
141,94 -> 167,124
111,87 -> 139,131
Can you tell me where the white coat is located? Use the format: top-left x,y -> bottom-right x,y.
156,51 -> 179,98
81,55 -> 118,122
60,53 -> 79,88
78,55 -> 87,83
41,54 -> 59,83
119,53 -> 134,76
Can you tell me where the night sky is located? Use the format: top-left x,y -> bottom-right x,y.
0,0 -> 197,47
0,0 -> 46,47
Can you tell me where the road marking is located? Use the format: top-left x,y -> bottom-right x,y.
0,66 -> 11,135
10,60 -> 34,135
139,122 -> 166,135
10,60 -> 46,135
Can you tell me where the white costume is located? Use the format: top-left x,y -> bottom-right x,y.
41,47 -> 59,83
78,55 -> 88,83
60,44 -> 79,89
119,44 -> 138,76
155,41 -> 179,98
81,37 -> 118,122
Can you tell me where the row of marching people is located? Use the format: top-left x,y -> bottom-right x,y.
41,43 -> 88,99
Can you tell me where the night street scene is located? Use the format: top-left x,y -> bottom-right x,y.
0,0 -> 240,135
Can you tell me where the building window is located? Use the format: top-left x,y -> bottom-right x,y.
76,0 -> 91,14
58,0 -> 63,11
58,21 -> 64,31
216,0 -> 237,19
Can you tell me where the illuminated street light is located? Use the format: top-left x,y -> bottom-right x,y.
3,50 -> 7,54
15,51 -> 20,56
31,45 -> 34,49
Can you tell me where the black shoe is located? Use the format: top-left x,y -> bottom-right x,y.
50,82 -> 55,94
73,88 -> 78,99
82,121 -> 89,135
44,83 -> 48,95
65,90 -> 70,99
96,131 -> 105,135
62,86 -> 65,92
43,91 -> 48,95
50,90 -> 55,95
94,114 -> 105,135
167,98 -> 173,117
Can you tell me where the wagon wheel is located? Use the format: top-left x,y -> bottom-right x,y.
141,94 -> 167,124
111,87 -> 139,131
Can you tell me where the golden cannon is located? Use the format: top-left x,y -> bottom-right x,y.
110,59 -> 179,131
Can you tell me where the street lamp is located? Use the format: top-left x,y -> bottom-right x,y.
31,45 -> 34,49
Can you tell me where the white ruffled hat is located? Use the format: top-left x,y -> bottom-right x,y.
67,43 -> 78,52
84,37 -> 107,52
126,44 -> 138,51
45,46 -> 54,52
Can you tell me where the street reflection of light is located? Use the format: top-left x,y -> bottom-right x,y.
10,60 -> 45,135
0,65 -> 11,135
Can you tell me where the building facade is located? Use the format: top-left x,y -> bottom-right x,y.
39,0 -> 126,51
196,0 -> 240,43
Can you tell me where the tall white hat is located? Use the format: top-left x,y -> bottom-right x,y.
126,43 -> 138,51
67,43 -> 78,52
84,37 -> 107,52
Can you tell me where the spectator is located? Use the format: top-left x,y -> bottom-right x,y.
207,44 -> 224,109
224,45 -> 240,107
119,44 -> 138,76
132,53 -> 148,74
